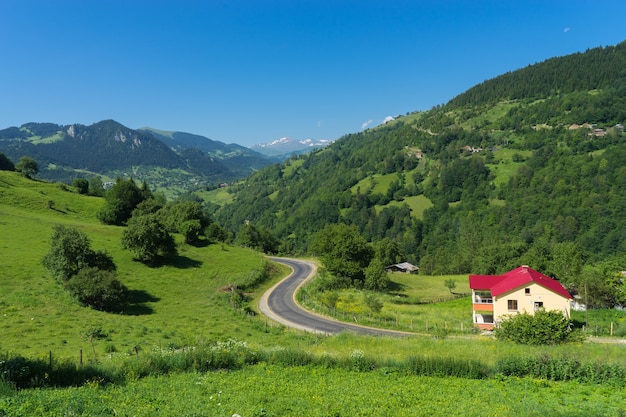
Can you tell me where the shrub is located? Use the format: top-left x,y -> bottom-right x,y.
65,268 -> 128,311
494,310 -> 583,345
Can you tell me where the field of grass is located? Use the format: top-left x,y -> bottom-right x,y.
350,173 -> 399,195
0,171 -> 282,361
3,363 -> 624,416
195,186 -> 235,206
376,195 -> 433,219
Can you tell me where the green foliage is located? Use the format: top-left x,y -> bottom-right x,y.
72,178 -> 89,194
236,222 -> 279,254
311,223 -> 373,283
41,225 -> 116,282
65,268 -> 128,311
373,237 -> 403,267
444,279 -> 456,293
97,178 -> 149,225
121,214 -> 177,262
87,176 -> 105,197
206,222 -> 228,243
364,258 -> 389,291
495,310 -> 582,345
363,293 -> 383,315
156,201 -> 212,244
0,152 -> 15,171
495,356 -> 626,385
15,156 -> 38,178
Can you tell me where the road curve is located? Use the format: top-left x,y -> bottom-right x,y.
259,257 -> 412,337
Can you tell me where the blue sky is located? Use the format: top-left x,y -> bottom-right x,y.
1,1 -> 624,147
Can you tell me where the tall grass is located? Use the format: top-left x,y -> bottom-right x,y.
3,340 -> 625,392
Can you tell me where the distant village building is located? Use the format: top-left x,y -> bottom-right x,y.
386,262 -> 419,274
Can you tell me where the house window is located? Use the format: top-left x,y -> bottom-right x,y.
525,288 -> 530,295
508,299 -> 518,311
534,302 -> 544,311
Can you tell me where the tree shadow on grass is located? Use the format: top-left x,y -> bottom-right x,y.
139,255 -> 203,269
118,289 -> 160,316
386,280 -> 407,296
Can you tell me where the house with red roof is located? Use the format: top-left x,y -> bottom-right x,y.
469,266 -> 572,330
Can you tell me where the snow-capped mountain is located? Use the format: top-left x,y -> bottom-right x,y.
249,137 -> 333,158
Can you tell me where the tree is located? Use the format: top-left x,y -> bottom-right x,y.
206,223 -> 228,243
15,156 -> 38,178
373,238 -> 403,267
0,153 -> 15,171
72,178 -> 89,194
121,214 -> 177,262
494,310 -> 581,345
65,268 -> 127,311
236,222 -> 279,254
363,293 -> 383,316
157,201 -> 212,244
444,279 -> 457,294
88,176 -> 105,197
311,223 -> 374,283
42,225 -> 115,281
97,178 -> 146,225
364,258 -> 390,291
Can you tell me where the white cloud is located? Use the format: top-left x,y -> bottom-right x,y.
383,115 -> 394,123
564,27 -> 571,33
361,119 -> 373,129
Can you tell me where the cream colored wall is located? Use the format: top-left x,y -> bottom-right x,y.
493,283 -> 571,322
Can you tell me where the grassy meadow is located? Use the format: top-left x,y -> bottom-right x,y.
2,170 -> 626,415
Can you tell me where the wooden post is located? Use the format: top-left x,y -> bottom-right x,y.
79,349 -> 83,367
426,319 -> 429,332
610,322 -> 614,336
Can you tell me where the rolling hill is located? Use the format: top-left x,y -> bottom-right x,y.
0,120 -> 275,197
214,40 -> 626,278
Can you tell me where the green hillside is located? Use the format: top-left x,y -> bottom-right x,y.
215,41 -> 626,283
0,171 -> 275,359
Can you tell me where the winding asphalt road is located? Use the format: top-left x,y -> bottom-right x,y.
259,257 -> 411,337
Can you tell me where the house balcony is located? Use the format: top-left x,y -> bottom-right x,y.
473,303 -> 493,312
473,296 -> 493,304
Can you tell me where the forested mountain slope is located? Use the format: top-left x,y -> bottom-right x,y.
0,120 -> 276,197
215,41 -> 626,277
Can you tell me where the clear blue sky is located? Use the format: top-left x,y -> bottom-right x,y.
1,1 -> 624,147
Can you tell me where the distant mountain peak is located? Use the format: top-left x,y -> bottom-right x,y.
250,136 -> 333,158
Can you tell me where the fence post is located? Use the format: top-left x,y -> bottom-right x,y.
426,319 -> 429,332
49,350 -> 53,369
79,349 -> 83,367
610,322 -> 614,336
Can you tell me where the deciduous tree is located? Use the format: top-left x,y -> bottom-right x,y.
121,214 -> 177,262
311,223 -> 373,283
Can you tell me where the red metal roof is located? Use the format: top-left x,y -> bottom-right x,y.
469,266 -> 572,299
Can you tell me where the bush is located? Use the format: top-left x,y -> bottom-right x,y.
65,267 -> 128,311
494,310 -> 583,345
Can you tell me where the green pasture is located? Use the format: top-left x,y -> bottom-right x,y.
375,195 -> 433,219
0,171 -> 279,360
282,157 -> 305,177
487,148 -> 533,187
350,172 -> 399,195
2,363 -> 625,416
195,186 -> 235,206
